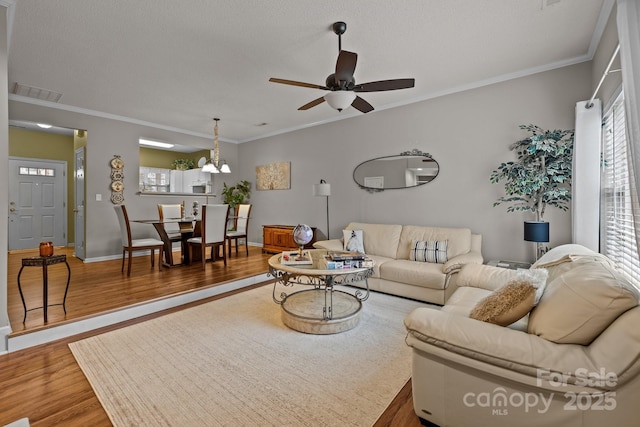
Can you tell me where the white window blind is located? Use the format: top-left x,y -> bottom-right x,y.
600,91 -> 640,288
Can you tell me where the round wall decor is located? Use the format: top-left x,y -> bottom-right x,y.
110,155 -> 125,204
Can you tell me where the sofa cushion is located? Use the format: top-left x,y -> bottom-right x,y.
442,286 -> 491,316
409,240 -> 448,264
456,263 -> 521,291
528,259 -> 640,345
343,229 -> 365,253
379,259 -> 447,290
470,280 -> 536,326
345,223 -> 402,259
361,254 -> 394,278
396,226 -> 471,260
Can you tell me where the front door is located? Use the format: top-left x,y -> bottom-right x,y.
8,158 -> 67,250
74,148 -> 86,259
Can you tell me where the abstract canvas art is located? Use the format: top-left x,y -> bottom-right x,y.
256,161 -> 290,190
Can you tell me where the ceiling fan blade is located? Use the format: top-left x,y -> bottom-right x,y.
354,78 -> 415,92
335,50 -> 358,86
269,78 -> 329,90
298,97 -> 326,110
351,96 -> 374,113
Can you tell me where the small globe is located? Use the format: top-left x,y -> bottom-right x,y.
292,224 -> 314,247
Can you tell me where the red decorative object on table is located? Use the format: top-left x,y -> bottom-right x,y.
39,241 -> 54,257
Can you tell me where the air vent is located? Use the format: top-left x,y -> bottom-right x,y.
12,82 -> 63,102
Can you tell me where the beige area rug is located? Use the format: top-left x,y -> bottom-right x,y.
69,284 -> 427,427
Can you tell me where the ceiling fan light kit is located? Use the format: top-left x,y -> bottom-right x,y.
324,91 -> 356,111
269,21 -> 415,114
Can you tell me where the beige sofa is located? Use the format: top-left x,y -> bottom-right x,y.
404,244 -> 640,427
313,222 -> 483,305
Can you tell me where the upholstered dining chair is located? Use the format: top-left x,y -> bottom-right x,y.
114,204 -> 164,276
226,204 -> 252,257
187,204 -> 230,270
157,203 -> 187,244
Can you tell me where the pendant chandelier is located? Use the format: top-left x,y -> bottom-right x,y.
202,118 -> 231,173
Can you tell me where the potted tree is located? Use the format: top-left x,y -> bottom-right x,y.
222,180 -> 251,230
490,124 -> 574,258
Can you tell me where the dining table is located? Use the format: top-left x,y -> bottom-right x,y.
132,217 -> 200,267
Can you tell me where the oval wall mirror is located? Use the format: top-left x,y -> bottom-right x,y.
353,149 -> 439,191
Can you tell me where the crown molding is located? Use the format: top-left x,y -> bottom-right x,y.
587,0 -> 616,58
8,94 -> 238,143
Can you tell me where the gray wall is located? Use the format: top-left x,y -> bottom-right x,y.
240,62 -> 592,263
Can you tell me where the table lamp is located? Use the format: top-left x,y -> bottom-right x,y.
524,221 -> 549,261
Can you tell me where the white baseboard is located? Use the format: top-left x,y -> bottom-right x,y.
0,325 -> 12,354
7,273 -> 270,352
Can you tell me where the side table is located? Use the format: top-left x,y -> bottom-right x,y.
486,259 -> 532,270
17,254 -> 71,323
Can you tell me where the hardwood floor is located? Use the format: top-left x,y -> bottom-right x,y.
1,246 -> 422,426
7,246 -> 272,335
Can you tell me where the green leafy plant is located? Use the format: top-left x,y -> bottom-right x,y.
490,124 -> 574,221
222,180 -> 251,209
171,158 -> 195,170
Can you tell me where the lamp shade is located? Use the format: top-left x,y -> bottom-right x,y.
219,161 -> 231,173
202,162 -> 218,173
524,221 -> 549,242
324,91 -> 356,111
313,183 -> 331,197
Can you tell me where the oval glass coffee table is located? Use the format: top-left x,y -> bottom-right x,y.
268,249 -> 373,334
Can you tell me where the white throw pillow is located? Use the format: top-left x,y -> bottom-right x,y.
343,229 -> 365,253
515,268 -> 548,305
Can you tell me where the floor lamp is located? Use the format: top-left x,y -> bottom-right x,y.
313,179 -> 331,239
524,221 -> 549,261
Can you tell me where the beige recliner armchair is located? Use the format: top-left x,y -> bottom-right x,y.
404,244 -> 640,427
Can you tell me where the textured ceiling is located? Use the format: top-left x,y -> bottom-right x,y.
7,0 -> 607,143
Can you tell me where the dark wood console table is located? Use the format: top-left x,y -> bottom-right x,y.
17,254 -> 71,323
262,225 -> 317,254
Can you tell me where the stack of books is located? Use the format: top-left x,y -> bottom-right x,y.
323,252 -> 373,270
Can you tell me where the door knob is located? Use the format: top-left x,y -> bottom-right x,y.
73,209 -> 79,213
9,208 -> 15,212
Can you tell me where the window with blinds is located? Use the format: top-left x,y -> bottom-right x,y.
600,91 -> 640,288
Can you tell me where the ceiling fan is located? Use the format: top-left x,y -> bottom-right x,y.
269,21 -> 415,114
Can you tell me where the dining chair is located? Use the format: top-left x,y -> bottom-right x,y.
226,204 -> 252,257
158,203 -> 187,244
187,204 -> 230,270
114,204 -> 164,276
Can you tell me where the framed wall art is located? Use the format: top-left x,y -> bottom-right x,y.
256,161 -> 290,190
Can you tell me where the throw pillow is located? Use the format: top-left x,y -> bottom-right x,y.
343,229 -> 365,254
469,280 -> 536,326
409,240 -> 448,264
515,268 -> 548,305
